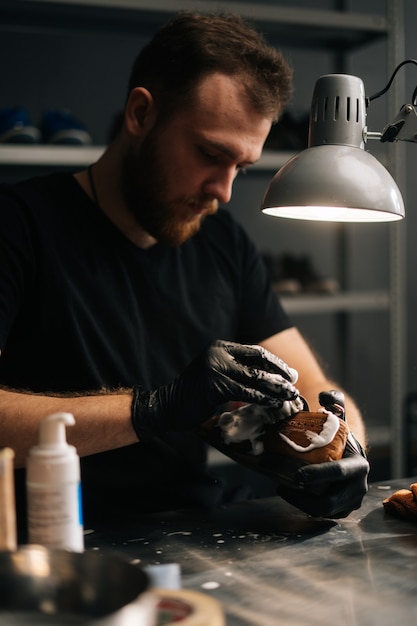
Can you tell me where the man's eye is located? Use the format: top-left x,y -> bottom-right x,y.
200,148 -> 218,162
200,147 -> 248,175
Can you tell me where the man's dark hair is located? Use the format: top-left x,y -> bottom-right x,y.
127,11 -> 293,122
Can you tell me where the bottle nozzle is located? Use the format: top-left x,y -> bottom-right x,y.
38,412 -> 75,448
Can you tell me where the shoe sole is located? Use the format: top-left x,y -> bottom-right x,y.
44,129 -> 92,145
0,126 -> 41,143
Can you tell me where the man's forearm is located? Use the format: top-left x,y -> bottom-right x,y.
341,394 -> 366,449
0,388 -> 137,468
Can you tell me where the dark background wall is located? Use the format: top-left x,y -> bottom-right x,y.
1,0 -> 416,478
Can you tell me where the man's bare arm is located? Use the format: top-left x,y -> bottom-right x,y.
260,327 -> 367,447
1,329 -> 366,470
0,388 -> 137,468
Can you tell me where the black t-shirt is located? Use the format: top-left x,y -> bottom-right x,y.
0,173 -> 292,527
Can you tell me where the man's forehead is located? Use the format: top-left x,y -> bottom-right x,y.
189,73 -> 272,131
193,72 -> 248,104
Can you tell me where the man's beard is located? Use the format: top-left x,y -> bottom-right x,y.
121,131 -> 218,246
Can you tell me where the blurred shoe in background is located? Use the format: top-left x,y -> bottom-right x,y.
40,109 -> 92,145
293,254 -> 340,293
262,252 -> 302,294
0,106 -> 41,144
262,252 -> 340,294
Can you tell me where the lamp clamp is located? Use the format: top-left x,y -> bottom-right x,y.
380,104 -> 417,143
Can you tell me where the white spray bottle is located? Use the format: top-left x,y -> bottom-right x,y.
26,412 -> 84,552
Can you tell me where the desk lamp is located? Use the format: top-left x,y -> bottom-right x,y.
262,60 -> 417,223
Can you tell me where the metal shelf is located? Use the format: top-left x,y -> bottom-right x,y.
0,145 -> 388,172
0,145 -> 294,171
280,290 -> 390,316
0,0 -> 388,50
0,145 -> 105,167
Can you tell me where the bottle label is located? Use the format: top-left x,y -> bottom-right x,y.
27,481 -> 84,552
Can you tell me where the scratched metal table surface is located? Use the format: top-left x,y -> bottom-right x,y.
84,478 -> 417,626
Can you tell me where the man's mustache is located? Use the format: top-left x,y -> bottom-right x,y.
196,197 -> 219,214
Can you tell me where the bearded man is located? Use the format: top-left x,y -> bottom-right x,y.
0,11 -> 368,532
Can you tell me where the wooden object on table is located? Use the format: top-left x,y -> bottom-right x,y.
0,447 -> 17,551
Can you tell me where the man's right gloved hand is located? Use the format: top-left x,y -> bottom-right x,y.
275,389 -> 370,519
131,339 -> 299,442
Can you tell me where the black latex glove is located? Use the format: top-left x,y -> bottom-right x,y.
276,391 -> 369,519
131,339 -> 299,441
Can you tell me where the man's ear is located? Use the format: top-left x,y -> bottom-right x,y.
125,87 -> 155,137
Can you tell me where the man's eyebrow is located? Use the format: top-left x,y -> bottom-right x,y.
206,139 -> 258,166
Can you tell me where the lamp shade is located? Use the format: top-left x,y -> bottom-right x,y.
261,74 -> 405,222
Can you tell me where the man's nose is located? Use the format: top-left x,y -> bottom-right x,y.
203,169 -> 237,205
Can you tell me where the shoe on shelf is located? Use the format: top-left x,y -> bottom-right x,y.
40,109 -> 92,145
295,254 -> 340,294
0,106 -> 41,144
262,252 -> 340,295
261,252 -> 302,294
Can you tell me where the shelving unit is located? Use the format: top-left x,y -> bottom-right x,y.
0,145 -> 104,167
280,290 -> 390,316
1,0 -> 388,48
0,0 -> 406,474
0,145 -> 295,170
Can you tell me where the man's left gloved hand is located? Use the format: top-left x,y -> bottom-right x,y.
276,433 -> 369,518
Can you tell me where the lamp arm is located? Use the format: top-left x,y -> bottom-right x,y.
365,131 -> 383,141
